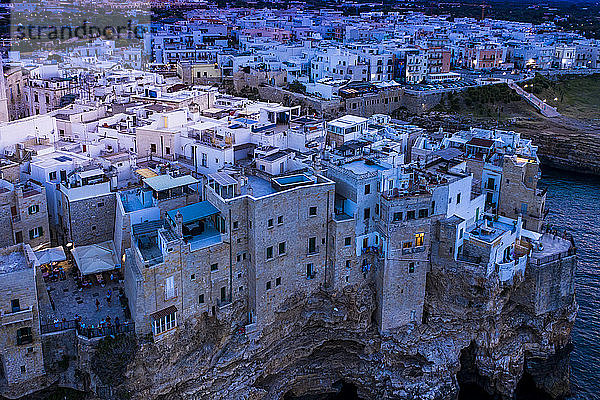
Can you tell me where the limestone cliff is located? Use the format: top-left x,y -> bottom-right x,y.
111,262 -> 576,400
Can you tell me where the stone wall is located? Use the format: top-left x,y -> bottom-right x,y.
66,192 -> 116,246
257,86 -> 344,119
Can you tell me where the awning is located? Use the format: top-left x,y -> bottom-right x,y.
150,305 -> 177,320
143,174 -> 199,192
166,201 -> 219,225
34,246 -> 66,265
71,241 -> 119,276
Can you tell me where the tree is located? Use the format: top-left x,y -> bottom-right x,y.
288,80 -> 306,94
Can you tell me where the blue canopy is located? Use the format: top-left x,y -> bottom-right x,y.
166,201 -> 219,225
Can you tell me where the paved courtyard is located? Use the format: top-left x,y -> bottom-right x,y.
38,260 -> 130,327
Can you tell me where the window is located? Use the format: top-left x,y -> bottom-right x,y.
191,274 -> 196,280
375,204 -> 379,215
266,246 -> 274,260
344,237 -> 351,246
276,277 -> 281,286
409,262 -> 415,273
91,225 -> 96,231
364,208 -> 370,220
306,263 -> 314,279
346,260 -> 351,268
364,184 -> 371,195
457,193 -> 461,204
277,215 -> 283,224
150,143 -> 157,153
11,299 -> 20,313
165,147 -> 170,155
521,203 -> 528,214
237,254 -> 241,262
28,205 -> 39,215
403,241 -> 412,249
363,237 -> 368,249
165,276 -> 175,299
97,201 -> 104,208
199,294 -> 204,304
268,218 -> 274,228
308,237 -> 317,254
29,227 -> 43,239
415,233 -> 424,247
407,210 -> 416,220
49,171 -> 57,180
418,209 -> 429,218
278,242 -> 286,255
20,366 -> 26,374
221,287 -> 226,302
393,212 -> 402,222
309,206 -> 317,216
266,281 -> 272,290
233,221 -> 238,230
211,263 -> 218,271
16,327 -> 32,345
152,310 -> 177,335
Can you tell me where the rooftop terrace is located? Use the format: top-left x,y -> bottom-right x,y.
120,189 -> 155,213
341,159 -> 388,175
468,219 -> 516,244
0,250 -> 29,274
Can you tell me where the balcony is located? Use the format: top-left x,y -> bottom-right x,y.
401,246 -> 425,255
1,306 -> 33,326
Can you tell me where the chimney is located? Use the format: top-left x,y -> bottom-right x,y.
175,211 -> 183,237
235,174 -> 243,196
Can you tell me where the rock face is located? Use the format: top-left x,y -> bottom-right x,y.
515,115 -> 600,176
113,258 -> 576,400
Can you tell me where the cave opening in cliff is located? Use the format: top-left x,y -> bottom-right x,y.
283,380 -> 360,400
514,371 -> 553,400
457,341 -> 496,400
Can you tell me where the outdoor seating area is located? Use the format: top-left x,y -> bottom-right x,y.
37,247 -> 131,335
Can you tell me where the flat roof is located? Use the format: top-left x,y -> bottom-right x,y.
136,168 -> 158,179
342,159 -> 388,175
143,174 -> 199,192
0,249 -> 29,274
166,201 -> 219,225
328,115 -> 368,128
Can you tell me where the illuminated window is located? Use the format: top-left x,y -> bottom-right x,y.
415,233 -> 424,247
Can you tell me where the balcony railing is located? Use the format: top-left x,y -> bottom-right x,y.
401,246 -> 425,255
1,306 -> 33,326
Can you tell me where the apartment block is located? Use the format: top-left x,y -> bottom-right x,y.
0,244 -> 45,387
0,180 -> 50,250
